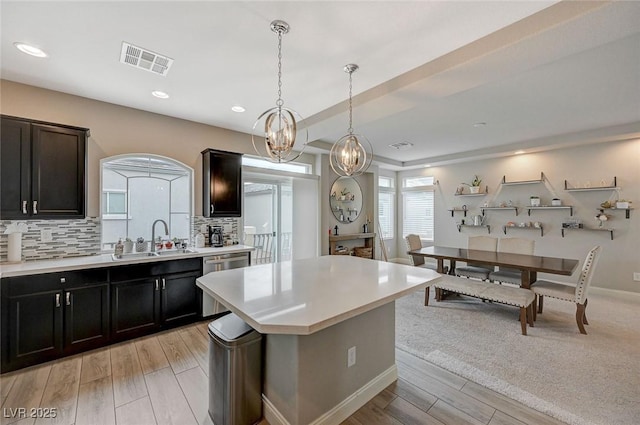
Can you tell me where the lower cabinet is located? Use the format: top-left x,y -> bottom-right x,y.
110,258 -> 202,342
1,270 -> 109,372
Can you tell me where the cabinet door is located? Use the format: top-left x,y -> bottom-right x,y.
0,117 -> 31,219
64,284 -> 109,353
161,271 -> 201,325
202,149 -> 242,217
8,291 -> 64,368
111,278 -> 160,341
31,123 -> 86,218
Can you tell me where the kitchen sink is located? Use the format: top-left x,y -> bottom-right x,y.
112,248 -> 196,261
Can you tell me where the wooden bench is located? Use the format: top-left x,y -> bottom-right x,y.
426,275 -> 535,335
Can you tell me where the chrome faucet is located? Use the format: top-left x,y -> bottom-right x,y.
151,219 -> 169,253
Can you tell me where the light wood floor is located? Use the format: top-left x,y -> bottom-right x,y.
0,321 -> 566,425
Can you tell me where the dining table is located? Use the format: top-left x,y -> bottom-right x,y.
408,246 -> 579,289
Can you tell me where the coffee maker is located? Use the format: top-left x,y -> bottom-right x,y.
209,225 -> 224,247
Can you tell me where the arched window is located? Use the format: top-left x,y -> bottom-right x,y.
100,154 -> 193,249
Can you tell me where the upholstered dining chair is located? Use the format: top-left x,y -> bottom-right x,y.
489,238 -> 535,285
404,234 -> 446,272
455,236 -> 497,280
532,245 -> 601,334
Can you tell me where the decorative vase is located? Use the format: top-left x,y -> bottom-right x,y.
530,197 -> 540,207
123,240 -> 134,254
135,241 -> 147,252
616,201 -> 629,209
469,186 -> 480,194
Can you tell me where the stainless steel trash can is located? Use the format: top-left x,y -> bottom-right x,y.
208,313 -> 263,425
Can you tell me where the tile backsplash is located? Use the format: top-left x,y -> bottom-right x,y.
0,216 -> 241,263
0,218 -> 101,262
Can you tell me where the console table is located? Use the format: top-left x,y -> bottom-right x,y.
329,232 -> 376,258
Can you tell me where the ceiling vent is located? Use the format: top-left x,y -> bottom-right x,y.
388,141 -> 414,150
120,42 -> 173,76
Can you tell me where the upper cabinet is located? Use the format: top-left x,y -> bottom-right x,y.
202,149 -> 242,217
1,116 -> 88,219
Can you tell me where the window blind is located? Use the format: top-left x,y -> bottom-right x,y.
378,191 -> 394,239
403,190 -> 434,240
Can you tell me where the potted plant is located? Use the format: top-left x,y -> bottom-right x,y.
551,198 -> 562,206
462,175 -> 482,194
340,187 -> 350,201
530,196 -> 541,207
135,237 -> 147,252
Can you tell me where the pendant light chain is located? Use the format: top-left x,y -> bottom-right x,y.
276,30 -> 284,107
348,70 -> 353,135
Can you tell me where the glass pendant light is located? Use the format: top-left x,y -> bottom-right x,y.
252,20 -> 307,163
330,64 -> 373,177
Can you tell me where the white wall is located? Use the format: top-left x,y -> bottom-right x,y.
397,139 -> 640,292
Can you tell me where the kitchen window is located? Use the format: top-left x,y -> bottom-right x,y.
100,154 -> 193,249
402,176 -> 435,241
378,176 -> 395,240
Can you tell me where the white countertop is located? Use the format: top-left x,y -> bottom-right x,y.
196,255 -> 441,335
0,245 -> 255,278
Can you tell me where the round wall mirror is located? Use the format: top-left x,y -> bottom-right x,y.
330,177 -> 363,223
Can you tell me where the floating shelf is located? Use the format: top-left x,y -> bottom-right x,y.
564,177 -> 618,191
600,207 -> 633,219
448,208 -> 468,217
501,172 -> 545,186
503,224 -> 543,237
455,186 -> 488,196
526,206 -> 573,216
561,227 -> 613,240
457,224 -> 491,234
481,207 -> 518,216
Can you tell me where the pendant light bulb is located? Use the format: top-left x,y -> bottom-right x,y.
330,64 -> 373,177
252,20 -> 307,163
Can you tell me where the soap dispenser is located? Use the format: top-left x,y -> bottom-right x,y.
114,238 -> 124,257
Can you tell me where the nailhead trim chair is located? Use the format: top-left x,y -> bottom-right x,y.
404,234 -> 447,273
489,238 -> 536,285
532,245 -> 601,334
455,236 -> 497,280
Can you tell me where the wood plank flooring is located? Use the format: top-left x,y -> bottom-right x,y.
0,321 -> 566,425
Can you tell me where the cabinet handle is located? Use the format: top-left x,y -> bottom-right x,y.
66,292 -> 71,306
33,200 -> 38,214
22,201 -> 28,214
162,278 -> 166,290
210,204 -> 214,214
155,279 -> 159,291
55,293 -> 61,308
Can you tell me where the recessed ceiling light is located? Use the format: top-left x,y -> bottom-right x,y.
514,150 -> 526,155
424,164 -> 432,168
151,90 -> 169,99
231,106 -> 246,113
14,42 -> 47,58
472,122 -> 487,128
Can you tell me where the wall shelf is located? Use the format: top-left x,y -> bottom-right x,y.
457,224 -> 491,234
455,186 -> 488,196
481,207 -> 518,216
503,224 -> 543,237
501,172 -> 545,186
564,177 -> 618,191
526,206 -> 573,216
329,233 -> 376,258
600,207 -> 633,219
448,208 -> 468,217
561,227 -> 613,240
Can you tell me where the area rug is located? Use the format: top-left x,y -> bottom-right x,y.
395,289 -> 640,425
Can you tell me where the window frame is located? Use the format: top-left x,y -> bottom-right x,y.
378,176 -> 395,240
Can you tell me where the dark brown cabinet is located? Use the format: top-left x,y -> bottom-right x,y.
202,148 -> 242,217
110,258 -> 201,342
1,269 -> 109,372
0,116 -> 87,219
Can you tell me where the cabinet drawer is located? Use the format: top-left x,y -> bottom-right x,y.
110,258 -> 201,282
6,269 -> 109,296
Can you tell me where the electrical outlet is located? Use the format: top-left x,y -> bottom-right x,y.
347,346 -> 356,368
41,229 -> 53,242
633,272 -> 640,282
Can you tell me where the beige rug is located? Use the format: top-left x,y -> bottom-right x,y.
395,288 -> 640,425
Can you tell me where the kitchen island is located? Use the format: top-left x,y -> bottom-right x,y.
196,255 -> 441,425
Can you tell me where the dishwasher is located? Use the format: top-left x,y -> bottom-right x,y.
201,252 -> 250,316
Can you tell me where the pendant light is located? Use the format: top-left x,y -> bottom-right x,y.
330,64 -> 373,177
252,20 -> 307,163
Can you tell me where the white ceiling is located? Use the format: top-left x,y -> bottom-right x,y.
2,1 -> 639,169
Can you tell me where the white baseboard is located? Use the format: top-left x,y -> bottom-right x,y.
263,364 -> 398,425
590,285 -> 640,301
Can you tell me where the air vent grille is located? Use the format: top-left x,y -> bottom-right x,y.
120,42 -> 173,76
388,141 -> 414,150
